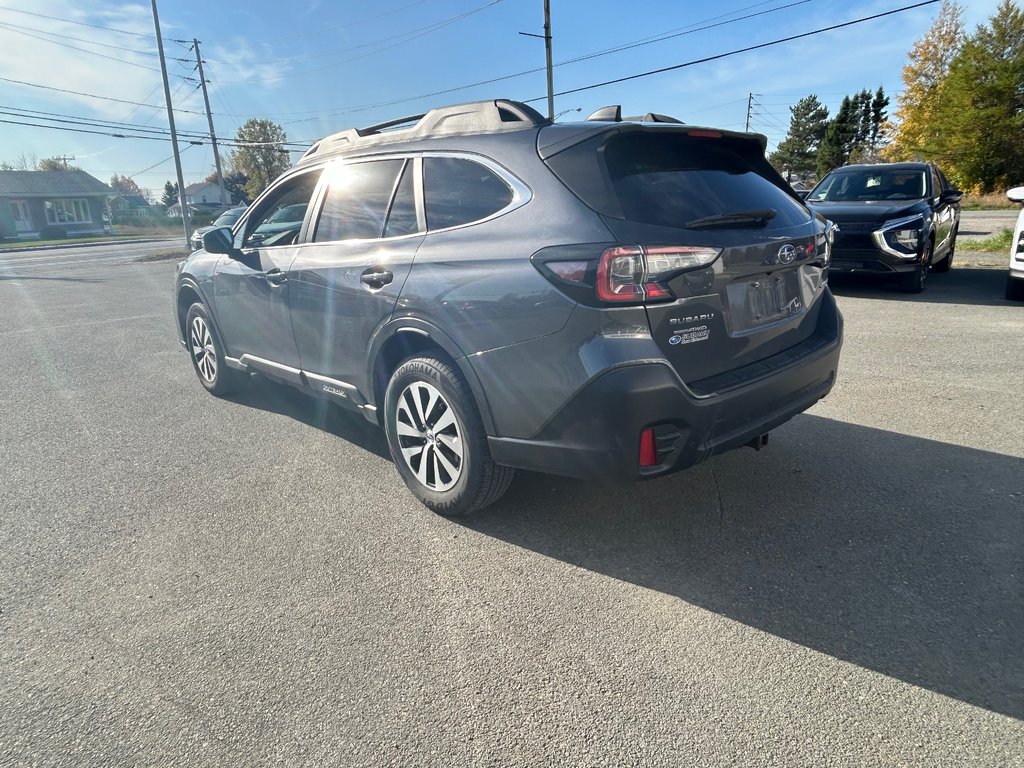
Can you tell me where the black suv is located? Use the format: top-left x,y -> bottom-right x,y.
805,162 -> 962,293
174,99 -> 843,516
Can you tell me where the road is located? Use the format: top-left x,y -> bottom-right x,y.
0,239 -> 179,274
1,226 -> 1022,766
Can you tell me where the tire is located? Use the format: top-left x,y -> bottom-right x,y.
899,241 -> 932,293
1007,274 -> 1024,302
185,302 -> 244,396
932,226 -> 956,273
383,356 -> 514,516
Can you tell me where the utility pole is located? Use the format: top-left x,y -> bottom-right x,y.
745,92 -> 754,132
192,38 -> 228,208
543,0 -> 554,121
151,0 -> 190,249
519,0 -> 555,121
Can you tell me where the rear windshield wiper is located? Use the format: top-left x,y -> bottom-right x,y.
683,209 -> 777,229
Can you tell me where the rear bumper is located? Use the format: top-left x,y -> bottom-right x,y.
488,299 -> 843,482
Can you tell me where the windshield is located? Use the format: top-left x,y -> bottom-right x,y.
809,169 -> 928,202
213,209 -> 244,227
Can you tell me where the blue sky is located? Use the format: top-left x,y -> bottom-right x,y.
0,0 -> 1004,197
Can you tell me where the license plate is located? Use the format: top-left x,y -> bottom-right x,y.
726,272 -> 804,333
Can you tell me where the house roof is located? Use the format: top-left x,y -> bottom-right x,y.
184,181 -> 218,193
112,194 -> 152,208
0,170 -> 111,198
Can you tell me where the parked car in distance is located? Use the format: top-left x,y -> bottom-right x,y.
190,206 -> 247,251
174,98 -> 843,516
1006,186 -> 1024,301
805,162 -> 961,293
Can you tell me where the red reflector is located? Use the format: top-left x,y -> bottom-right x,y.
639,428 -> 657,467
687,130 -> 722,138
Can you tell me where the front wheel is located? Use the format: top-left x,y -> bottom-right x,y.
185,302 -> 244,396
899,241 -> 932,293
383,356 -> 514,516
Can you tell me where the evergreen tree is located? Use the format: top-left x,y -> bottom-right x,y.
933,0 -> 1024,191
161,181 -> 179,209
816,96 -> 857,176
768,95 -> 829,181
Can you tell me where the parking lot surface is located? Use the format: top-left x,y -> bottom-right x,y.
1,223 -> 1021,766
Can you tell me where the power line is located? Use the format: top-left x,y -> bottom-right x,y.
257,0 -> 435,43
274,0 -> 828,123
0,19 -> 169,58
0,6 -> 184,41
212,0 -> 502,84
0,76 -> 220,116
0,21 -> 163,72
524,1 -> 940,102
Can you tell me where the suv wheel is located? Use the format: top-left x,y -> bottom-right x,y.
900,242 -> 932,293
186,302 -> 243,395
384,356 -> 514,516
1007,275 -> 1024,301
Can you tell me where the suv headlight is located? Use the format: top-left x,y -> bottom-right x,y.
873,214 -> 925,259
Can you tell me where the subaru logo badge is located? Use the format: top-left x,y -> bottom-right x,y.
777,244 -> 797,264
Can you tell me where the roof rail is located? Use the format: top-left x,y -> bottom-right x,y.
300,99 -> 549,162
584,105 -> 684,124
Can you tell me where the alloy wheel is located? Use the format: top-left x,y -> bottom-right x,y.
394,381 -> 464,491
190,316 -> 218,383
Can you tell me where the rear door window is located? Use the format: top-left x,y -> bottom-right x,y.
423,157 -> 513,230
545,131 -> 810,230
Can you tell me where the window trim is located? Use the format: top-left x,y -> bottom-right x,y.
44,198 -> 92,225
311,157 -> 413,244
234,164 -> 328,251
419,151 -> 531,234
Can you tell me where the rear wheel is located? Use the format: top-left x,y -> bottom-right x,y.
383,356 -> 513,516
185,302 -> 244,396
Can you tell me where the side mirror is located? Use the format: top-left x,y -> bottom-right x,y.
940,188 -> 963,204
1007,186 -> 1024,204
201,226 -> 238,256
797,189 -> 810,200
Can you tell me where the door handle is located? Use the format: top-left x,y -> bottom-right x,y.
360,269 -> 394,289
265,268 -> 288,285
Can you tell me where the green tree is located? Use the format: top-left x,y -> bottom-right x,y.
36,156 -> 81,171
109,174 -> 145,198
161,180 -> 179,209
768,95 -> 829,181
884,0 -> 965,161
933,0 -> 1024,191
230,119 -> 291,201
816,96 -> 857,175
204,168 -> 249,204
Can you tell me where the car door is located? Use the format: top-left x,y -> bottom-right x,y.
287,157 -> 424,401
213,167 -> 323,378
930,166 -> 954,255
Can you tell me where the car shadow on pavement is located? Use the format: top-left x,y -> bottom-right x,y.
226,373 -> 391,460
465,414 -> 1024,719
829,267 -> 1012,307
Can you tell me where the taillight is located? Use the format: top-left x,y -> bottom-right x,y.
596,245 -> 721,304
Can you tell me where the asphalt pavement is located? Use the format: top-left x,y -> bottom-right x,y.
0,220 -> 1022,766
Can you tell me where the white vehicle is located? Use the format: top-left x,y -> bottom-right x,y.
1007,187 -> 1024,301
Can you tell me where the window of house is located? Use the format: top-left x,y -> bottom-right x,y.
44,199 -> 92,224
314,159 -> 405,242
423,157 -> 513,230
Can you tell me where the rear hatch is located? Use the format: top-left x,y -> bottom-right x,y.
539,125 -> 831,387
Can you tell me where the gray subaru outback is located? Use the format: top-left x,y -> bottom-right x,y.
174,99 -> 843,516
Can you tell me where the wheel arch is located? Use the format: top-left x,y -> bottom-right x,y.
368,321 -> 496,435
